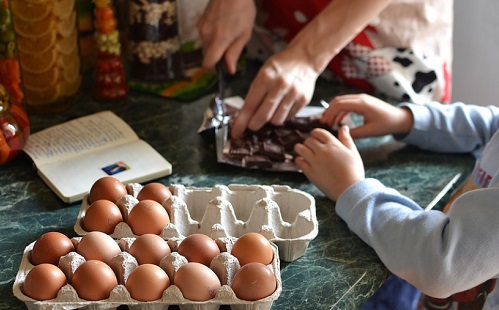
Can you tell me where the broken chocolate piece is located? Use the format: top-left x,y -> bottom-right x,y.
261,141 -> 286,162
254,124 -> 273,139
277,130 -> 307,151
241,155 -> 273,169
228,145 -> 252,160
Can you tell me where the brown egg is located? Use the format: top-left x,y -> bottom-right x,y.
30,232 -> 75,266
83,200 -> 123,234
231,233 -> 274,266
127,200 -> 170,235
126,264 -> 170,301
77,231 -> 121,263
177,234 -> 221,266
137,182 -> 172,203
231,262 -> 277,301
22,264 -> 67,300
174,262 -> 221,301
129,234 -> 171,265
72,260 -> 118,301
88,176 -> 127,204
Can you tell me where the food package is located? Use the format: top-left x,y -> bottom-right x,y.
199,96 -> 351,172
13,235 -> 282,310
75,183 -> 319,262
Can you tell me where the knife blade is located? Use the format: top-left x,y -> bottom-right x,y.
215,61 -> 227,124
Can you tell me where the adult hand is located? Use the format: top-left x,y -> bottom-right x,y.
321,94 -> 414,139
197,0 -> 256,74
230,51 -> 319,138
294,126 -> 365,201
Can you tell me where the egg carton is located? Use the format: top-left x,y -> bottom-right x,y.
75,184 -> 318,262
13,236 -> 282,310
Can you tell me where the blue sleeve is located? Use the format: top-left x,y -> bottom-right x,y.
398,102 -> 499,156
335,178 -> 499,298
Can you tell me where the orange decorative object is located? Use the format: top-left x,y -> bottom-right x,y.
92,0 -> 128,101
0,0 -> 30,165
9,0 -> 81,114
0,83 -> 30,165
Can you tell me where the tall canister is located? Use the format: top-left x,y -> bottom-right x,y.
9,0 -> 82,114
127,0 -> 183,82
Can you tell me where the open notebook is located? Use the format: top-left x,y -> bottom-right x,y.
23,111 -> 172,203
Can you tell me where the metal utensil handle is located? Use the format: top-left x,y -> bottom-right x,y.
216,61 -> 226,101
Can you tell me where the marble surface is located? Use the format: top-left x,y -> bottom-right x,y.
0,62 -> 475,309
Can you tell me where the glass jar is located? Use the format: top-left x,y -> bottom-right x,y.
127,0 -> 183,82
0,0 -> 30,165
9,0 -> 82,114
93,0 -> 129,101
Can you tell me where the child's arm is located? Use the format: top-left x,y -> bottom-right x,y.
322,93 -> 499,154
321,94 -> 413,138
398,102 -> 499,154
336,178 -> 499,298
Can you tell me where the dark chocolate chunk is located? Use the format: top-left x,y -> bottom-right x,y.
278,130 -> 307,151
273,127 -> 295,138
284,117 -> 312,131
230,138 -> 249,149
261,142 -> 286,162
228,146 -> 252,160
241,155 -> 273,169
254,124 -> 273,138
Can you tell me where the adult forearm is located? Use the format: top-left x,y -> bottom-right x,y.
287,0 -> 392,74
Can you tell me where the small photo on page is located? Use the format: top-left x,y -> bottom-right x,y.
102,161 -> 130,175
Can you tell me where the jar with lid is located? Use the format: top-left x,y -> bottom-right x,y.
9,0 -> 82,114
0,0 -> 30,165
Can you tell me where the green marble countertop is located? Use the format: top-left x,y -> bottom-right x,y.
0,62 -> 475,309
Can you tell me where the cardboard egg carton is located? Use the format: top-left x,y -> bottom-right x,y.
75,184 -> 318,262
13,236 -> 282,310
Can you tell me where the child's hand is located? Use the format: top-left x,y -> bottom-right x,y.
321,94 -> 413,139
294,126 -> 364,201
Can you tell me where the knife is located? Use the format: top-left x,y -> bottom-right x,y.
215,60 -> 227,125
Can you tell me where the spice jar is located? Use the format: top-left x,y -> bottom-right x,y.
127,0 -> 183,82
0,0 -> 30,165
9,0 -> 82,114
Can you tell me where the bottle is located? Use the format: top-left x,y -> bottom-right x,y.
127,0 -> 183,82
76,0 -> 96,72
0,0 -> 30,165
9,0 -> 82,114
93,0 -> 129,101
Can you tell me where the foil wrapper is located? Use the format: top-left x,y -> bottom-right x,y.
200,96 -> 351,172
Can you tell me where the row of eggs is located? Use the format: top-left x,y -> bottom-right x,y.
22,230 -> 279,303
83,177 -> 173,235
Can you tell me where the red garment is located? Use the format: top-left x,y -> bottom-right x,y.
255,0 -> 452,103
